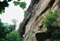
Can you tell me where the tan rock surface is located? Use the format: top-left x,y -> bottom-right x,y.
18,0 -> 60,41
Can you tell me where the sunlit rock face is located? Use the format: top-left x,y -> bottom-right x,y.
18,0 -> 60,41
18,0 -> 40,37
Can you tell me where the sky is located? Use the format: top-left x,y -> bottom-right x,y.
0,0 -> 31,30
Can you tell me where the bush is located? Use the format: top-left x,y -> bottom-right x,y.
6,30 -> 21,41
1,38 -> 7,41
41,10 -> 58,29
58,4 -> 60,8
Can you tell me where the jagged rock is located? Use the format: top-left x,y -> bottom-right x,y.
32,34 -> 37,41
18,0 -> 60,41
32,28 -> 60,41
51,0 -> 60,10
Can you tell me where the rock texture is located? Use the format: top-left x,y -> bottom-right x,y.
18,0 -> 60,41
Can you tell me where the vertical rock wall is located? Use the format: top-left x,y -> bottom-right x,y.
18,0 -> 60,41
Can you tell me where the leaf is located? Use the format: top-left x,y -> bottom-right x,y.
1,9 -> 5,13
0,9 -> 5,14
13,1 -> 26,9
20,2 -> 26,9
13,1 -> 20,6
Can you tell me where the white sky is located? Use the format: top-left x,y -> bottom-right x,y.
0,0 -> 31,30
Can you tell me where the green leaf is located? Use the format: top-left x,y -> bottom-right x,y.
0,9 -> 5,14
13,1 -> 20,6
1,9 -> 5,13
20,2 -> 26,9
13,1 -> 26,9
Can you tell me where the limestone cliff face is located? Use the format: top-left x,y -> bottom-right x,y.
18,0 -> 60,41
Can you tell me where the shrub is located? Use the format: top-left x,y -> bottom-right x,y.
41,10 -> 58,29
58,4 -> 60,8
6,30 -> 21,41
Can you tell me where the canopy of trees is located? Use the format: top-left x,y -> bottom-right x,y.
0,19 -> 21,41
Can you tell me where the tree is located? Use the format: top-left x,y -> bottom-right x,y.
11,19 -> 18,28
5,24 -> 16,33
0,0 -> 26,14
0,19 -> 16,41
0,19 -> 6,39
6,30 -> 21,41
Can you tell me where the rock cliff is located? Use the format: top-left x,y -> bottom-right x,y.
18,0 -> 60,41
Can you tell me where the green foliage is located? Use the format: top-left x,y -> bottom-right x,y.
6,30 -> 21,41
41,10 -> 60,41
58,4 -> 60,8
0,19 -> 16,39
0,1 -> 9,14
13,1 -> 20,6
19,2 -> 26,9
41,10 -> 58,27
0,19 -> 6,38
0,0 -> 26,14
0,19 -> 21,41
1,38 -> 7,41
30,29 -> 35,34
5,24 -> 16,33
13,1 -> 26,9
